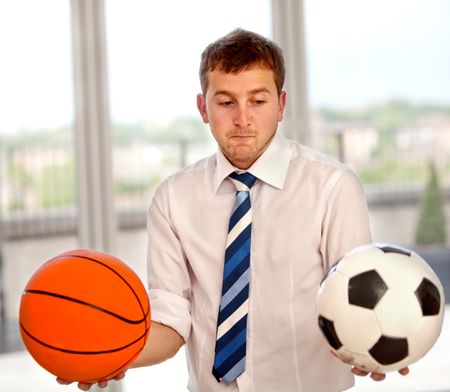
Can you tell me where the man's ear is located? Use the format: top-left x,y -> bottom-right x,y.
277,90 -> 287,122
197,94 -> 209,124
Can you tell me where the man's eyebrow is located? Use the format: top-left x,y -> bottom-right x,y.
248,87 -> 271,95
213,90 -> 234,97
212,87 -> 272,97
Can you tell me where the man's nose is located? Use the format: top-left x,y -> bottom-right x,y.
233,105 -> 252,128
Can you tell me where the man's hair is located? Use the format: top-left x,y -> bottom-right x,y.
199,28 -> 285,95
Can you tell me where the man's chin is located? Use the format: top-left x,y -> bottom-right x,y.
228,154 -> 255,170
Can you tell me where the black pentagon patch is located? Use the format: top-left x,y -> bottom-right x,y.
318,316 -> 342,350
348,270 -> 388,309
369,336 -> 408,365
376,244 -> 411,256
415,278 -> 441,316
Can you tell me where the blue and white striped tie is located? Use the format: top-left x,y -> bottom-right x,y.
212,171 -> 257,384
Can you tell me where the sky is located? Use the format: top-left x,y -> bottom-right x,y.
304,0 -> 450,109
0,0 -> 449,133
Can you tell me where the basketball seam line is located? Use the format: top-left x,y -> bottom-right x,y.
23,289 -> 148,324
20,322 -> 150,355
41,253 -> 151,350
51,254 -> 149,323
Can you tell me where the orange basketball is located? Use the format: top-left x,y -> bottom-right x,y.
19,249 -> 151,382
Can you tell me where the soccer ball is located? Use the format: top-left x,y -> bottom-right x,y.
317,243 -> 445,373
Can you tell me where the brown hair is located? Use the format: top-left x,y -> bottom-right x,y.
199,28 -> 285,95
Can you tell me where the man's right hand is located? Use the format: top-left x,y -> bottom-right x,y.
56,373 -> 125,391
55,322 -> 184,390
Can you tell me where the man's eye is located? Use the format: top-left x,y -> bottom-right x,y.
220,101 -> 233,106
252,100 -> 265,105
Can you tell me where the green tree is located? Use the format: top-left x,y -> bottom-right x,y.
112,116 -> 211,166
6,152 -> 32,212
37,161 -> 75,208
415,162 -> 447,246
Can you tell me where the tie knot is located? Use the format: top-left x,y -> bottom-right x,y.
229,172 -> 257,192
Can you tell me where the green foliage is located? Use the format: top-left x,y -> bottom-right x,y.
0,127 -> 72,149
7,163 -> 31,188
415,162 -> 447,246
37,161 -> 75,208
8,200 -> 25,212
113,122 -> 153,145
1,117 -> 211,149
318,99 -> 450,142
116,175 -> 161,194
112,116 -> 210,146
359,160 -> 428,184
365,100 -> 418,136
154,117 -> 210,144
7,163 -> 32,212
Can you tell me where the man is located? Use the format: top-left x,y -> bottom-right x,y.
61,28 -> 408,391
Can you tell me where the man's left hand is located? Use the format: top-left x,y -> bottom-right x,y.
352,366 -> 409,381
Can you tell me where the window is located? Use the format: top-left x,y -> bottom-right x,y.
0,0 -> 79,390
105,1 -> 271,389
305,3 -> 449,388
106,0 -> 271,215
305,0 -> 450,246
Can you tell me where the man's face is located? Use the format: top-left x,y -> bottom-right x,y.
197,67 -> 286,170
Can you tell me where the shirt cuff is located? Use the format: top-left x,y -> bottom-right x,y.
149,288 -> 192,342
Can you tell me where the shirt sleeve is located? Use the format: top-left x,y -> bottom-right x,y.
320,169 -> 372,271
147,180 -> 192,342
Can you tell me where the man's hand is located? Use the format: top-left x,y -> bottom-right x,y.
56,373 -> 125,391
55,322 -> 184,390
352,366 -> 409,381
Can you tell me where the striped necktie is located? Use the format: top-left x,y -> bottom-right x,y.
212,171 -> 257,384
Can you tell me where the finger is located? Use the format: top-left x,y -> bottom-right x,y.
399,367 -> 410,376
114,373 -> 126,381
56,378 -> 72,385
370,372 -> 386,381
351,367 -> 369,377
98,380 -> 109,388
77,383 -> 93,391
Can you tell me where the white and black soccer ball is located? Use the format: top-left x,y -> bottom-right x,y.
317,243 -> 445,373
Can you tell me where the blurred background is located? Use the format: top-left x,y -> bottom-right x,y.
0,0 -> 449,391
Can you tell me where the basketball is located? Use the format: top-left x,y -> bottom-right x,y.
19,249 -> 151,382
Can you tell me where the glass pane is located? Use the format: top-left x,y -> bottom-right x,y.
305,1 -> 449,390
106,0 -> 271,215
0,1 -> 79,390
105,1 -> 271,390
305,0 -> 450,243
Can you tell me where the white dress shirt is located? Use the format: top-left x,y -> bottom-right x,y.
147,131 -> 372,391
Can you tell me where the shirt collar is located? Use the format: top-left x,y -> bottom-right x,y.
213,130 -> 293,193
